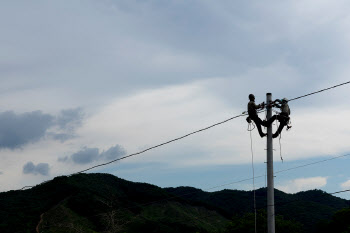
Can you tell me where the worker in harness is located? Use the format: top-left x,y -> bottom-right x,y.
247,94 -> 267,137
265,98 -> 291,138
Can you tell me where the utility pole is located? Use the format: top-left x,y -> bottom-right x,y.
266,93 -> 275,233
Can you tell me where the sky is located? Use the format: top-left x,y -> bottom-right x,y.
1,0 -> 350,200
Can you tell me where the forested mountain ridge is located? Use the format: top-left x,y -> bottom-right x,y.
0,173 -> 349,233
165,186 -> 350,232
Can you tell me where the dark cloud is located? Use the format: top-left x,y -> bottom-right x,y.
0,111 -> 53,149
55,108 -> 84,131
0,108 -> 84,149
71,147 -> 99,164
23,162 -> 50,176
59,145 -> 126,164
100,145 -> 127,160
49,108 -> 84,142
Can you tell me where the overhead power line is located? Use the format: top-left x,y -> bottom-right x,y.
329,189 -> 350,195
18,80 -> 350,190
76,113 -> 247,174
288,80 -> 350,102
18,112 -> 247,190
275,154 -> 350,175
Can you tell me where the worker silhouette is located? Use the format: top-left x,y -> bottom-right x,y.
247,94 -> 267,137
265,98 -> 291,138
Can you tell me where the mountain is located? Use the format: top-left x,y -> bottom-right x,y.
0,173 -> 349,233
0,174 -> 228,233
165,186 -> 350,232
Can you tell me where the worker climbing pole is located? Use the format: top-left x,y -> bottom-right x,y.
265,98 -> 291,138
246,94 -> 267,137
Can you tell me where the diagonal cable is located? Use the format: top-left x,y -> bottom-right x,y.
76,113 -> 247,174
288,80 -> 350,102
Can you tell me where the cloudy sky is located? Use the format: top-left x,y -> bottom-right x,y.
1,0 -> 350,199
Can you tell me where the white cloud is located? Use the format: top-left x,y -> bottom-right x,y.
340,180 -> 350,189
78,81 -> 245,166
277,176 -> 328,193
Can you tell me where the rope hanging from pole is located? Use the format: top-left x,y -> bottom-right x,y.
275,120 -> 283,163
248,122 -> 257,233
247,121 -> 256,131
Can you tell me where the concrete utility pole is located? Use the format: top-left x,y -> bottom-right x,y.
266,93 -> 275,233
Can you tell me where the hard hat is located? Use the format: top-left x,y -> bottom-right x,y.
249,94 -> 255,100
282,98 -> 288,102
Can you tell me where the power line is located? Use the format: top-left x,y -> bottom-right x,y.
17,80 -> 350,190
18,113 -> 248,190
288,80 -> 350,102
329,189 -> 350,195
76,113 -> 247,174
275,153 -> 350,175
18,112 -> 251,190
219,153 -> 350,192
260,188 -> 350,209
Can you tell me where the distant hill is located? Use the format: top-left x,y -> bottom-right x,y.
165,187 -> 350,232
0,173 -> 349,233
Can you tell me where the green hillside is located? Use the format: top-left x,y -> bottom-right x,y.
0,173 -> 349,233
165,186 -> 350,232
0,174 -> 228,233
